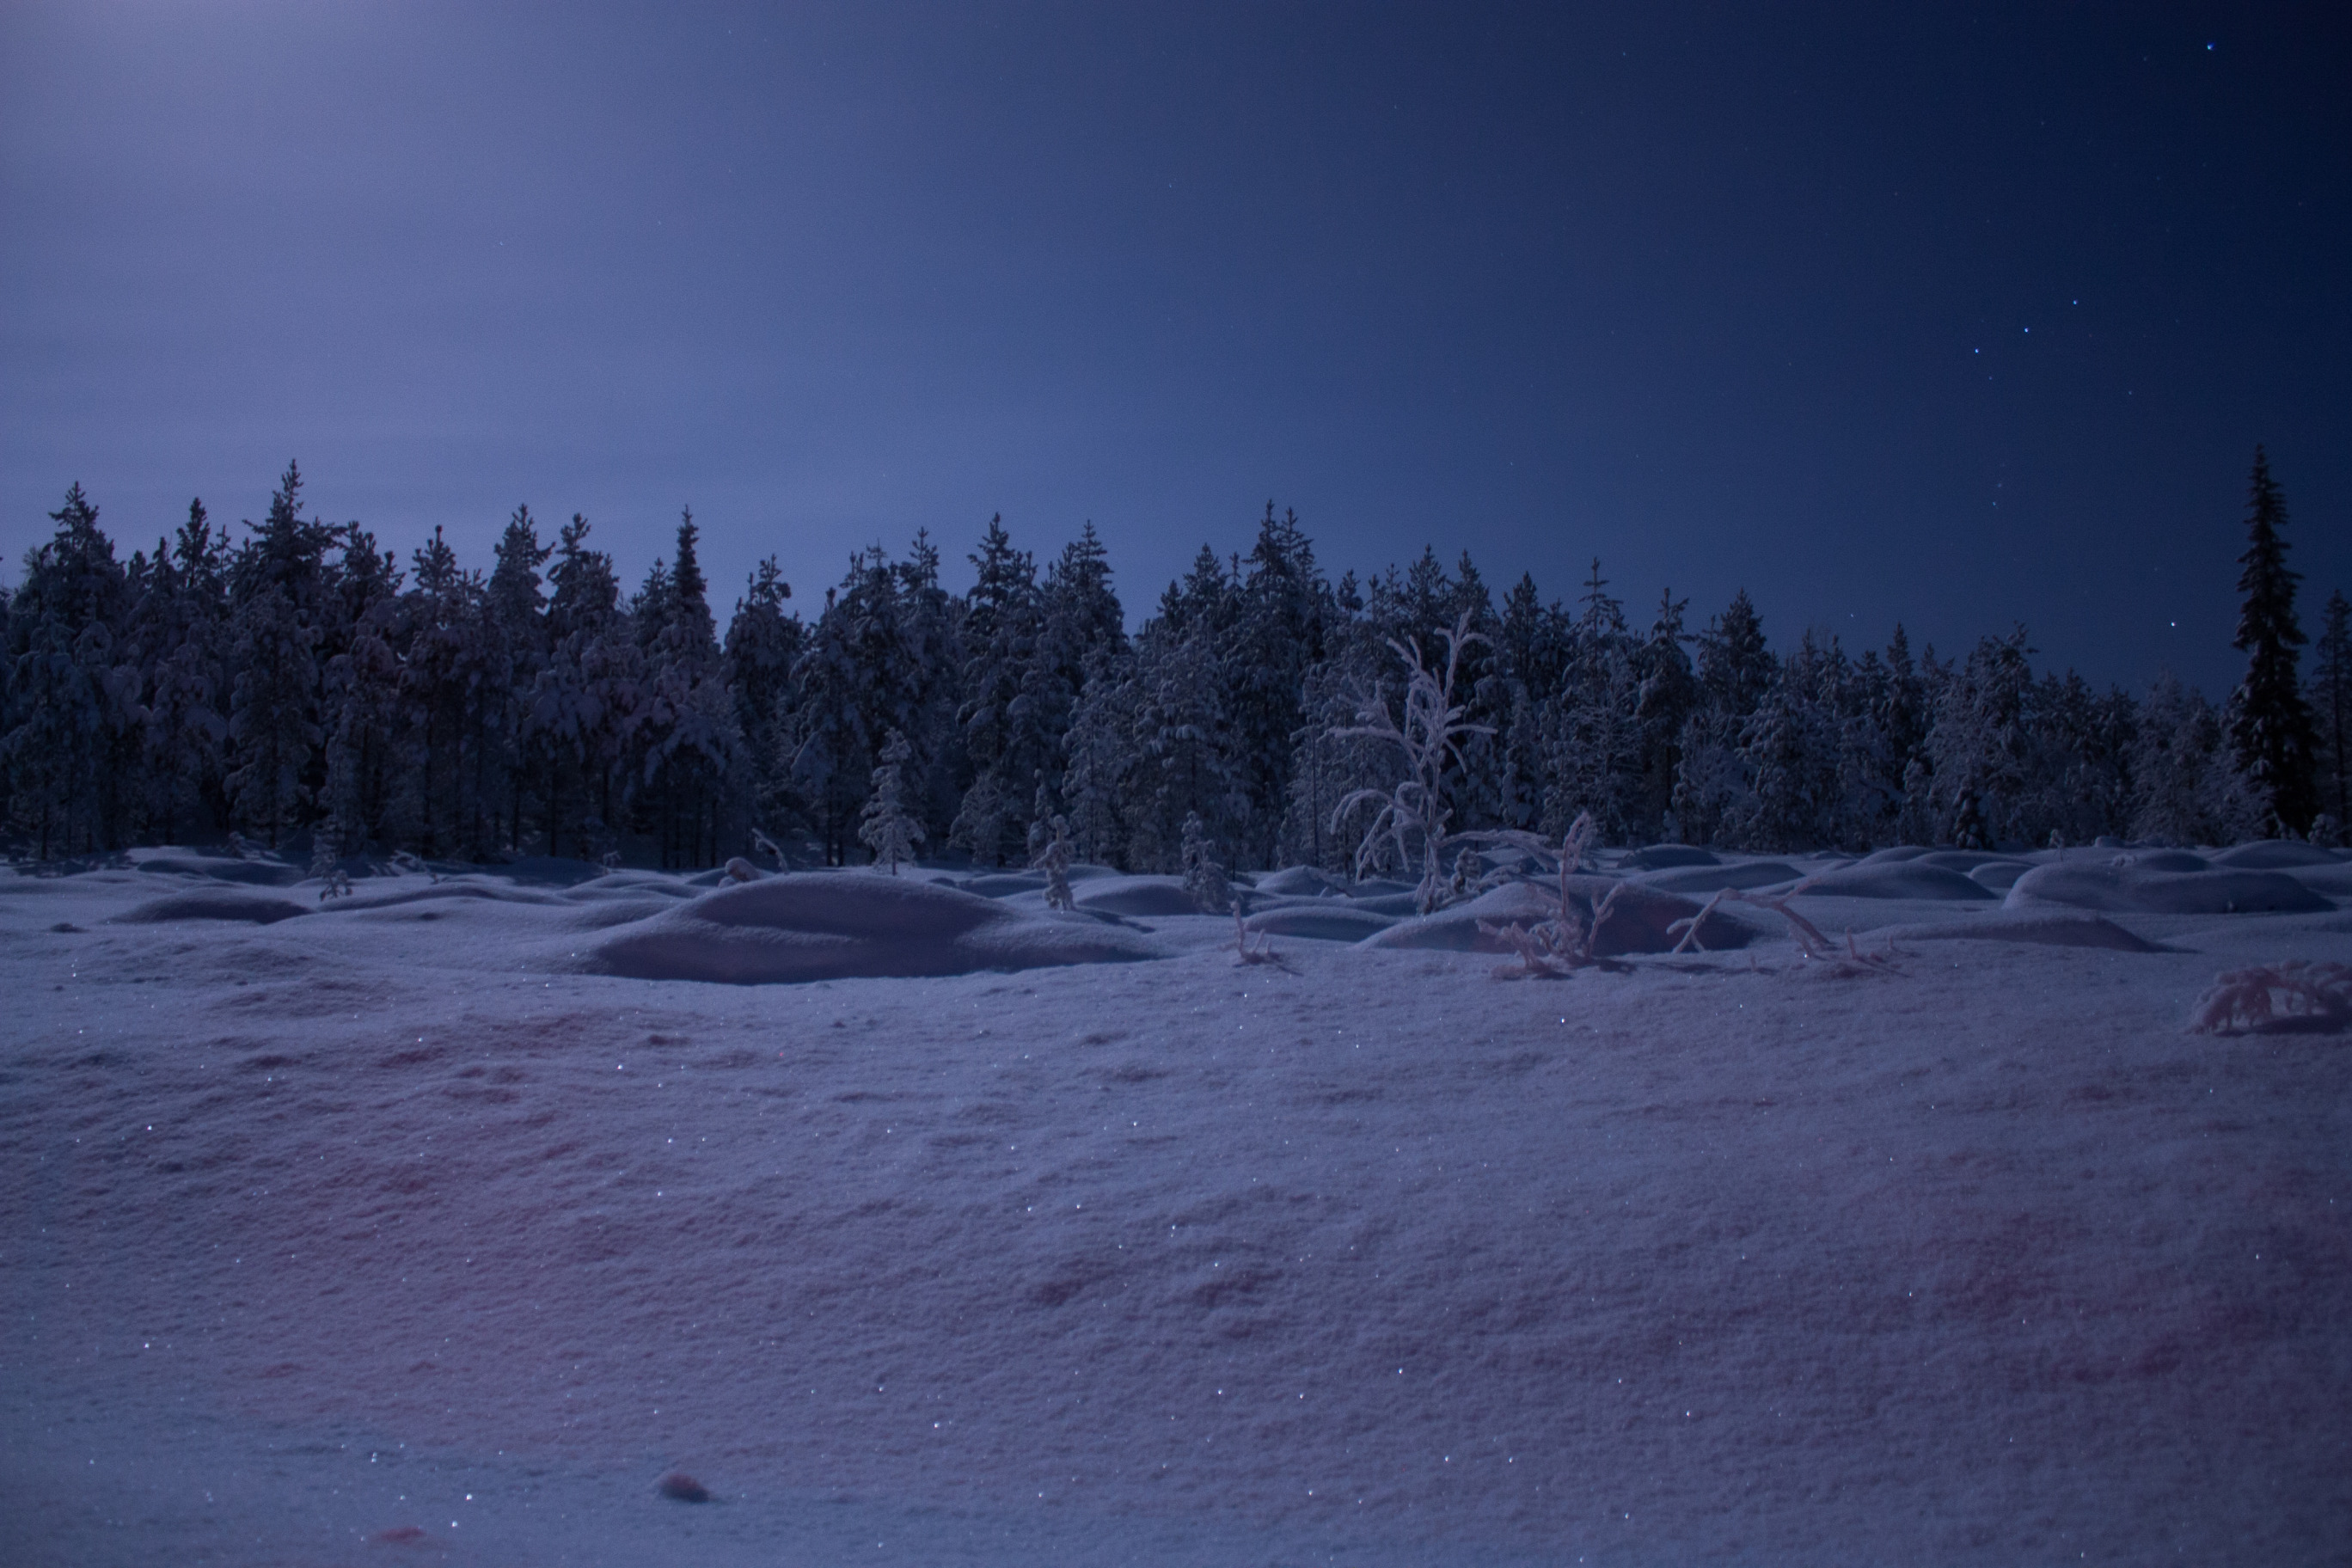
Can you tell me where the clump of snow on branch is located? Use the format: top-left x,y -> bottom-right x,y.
859,729 -> 924,874
1330,613 -> 1495,914
2188,961 -> 2351,1034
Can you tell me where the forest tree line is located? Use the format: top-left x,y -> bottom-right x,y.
4,455 -> 2346,872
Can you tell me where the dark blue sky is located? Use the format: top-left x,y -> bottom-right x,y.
4,2 -> 2345,695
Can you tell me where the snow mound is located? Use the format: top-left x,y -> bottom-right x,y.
1790,862 -> 1998,901
560,872 -> 696,900
497,856 -> 611,886
2005,861 -> 2333,915
1242,904 -> 1400,942
1636,860 -> 1804,893
1357,878 -> 1748,955
2108,849 -> 2214,873
1617,843 -> 1720,870
2209,841 -> 2346,870
1252,866 -> 1351,897
1964,861 -> 2036,891
957,873 -> 1047,897
1872,913 -> 2165,952
134,854 -> 303,887
1914,850 -> 2024,873
2285,864 -> 2352,896
587,873 -> 1166,983
324,880 -> 567,912
1073,876 -> 1209,917
111,890 -> 311,925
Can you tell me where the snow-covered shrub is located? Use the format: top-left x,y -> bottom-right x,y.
2188,961 -> 2350,1034
1329,614 -> 1494,914
1028,812 -> 1076,910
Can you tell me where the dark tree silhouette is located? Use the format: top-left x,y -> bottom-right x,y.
2226,447 -> 2318,835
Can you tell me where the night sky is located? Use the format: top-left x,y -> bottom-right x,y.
3,2 -> 2345,698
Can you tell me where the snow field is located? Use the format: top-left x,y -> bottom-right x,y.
2,854 -> 2348,1565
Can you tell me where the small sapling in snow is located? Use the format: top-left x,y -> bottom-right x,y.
1180,811 -> 1232,913
1029,813 -> 1076,910
859,729 -> 925,874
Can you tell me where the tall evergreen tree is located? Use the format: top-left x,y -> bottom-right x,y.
534,514 -> 636,858
2226,447 -> 2318,833
225,462 -> 338,847
3,483 -> 138,854
951,514 -> 1044,863
724,555 -> 801,842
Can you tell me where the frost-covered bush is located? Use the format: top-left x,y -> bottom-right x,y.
1028,812 -> 1076,910
1329,614 -> 1493,914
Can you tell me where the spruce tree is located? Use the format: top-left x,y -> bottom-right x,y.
2226,447 -> 2318,834
225,463 -> 337,847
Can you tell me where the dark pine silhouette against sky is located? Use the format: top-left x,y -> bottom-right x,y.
3,1 -> 2344,697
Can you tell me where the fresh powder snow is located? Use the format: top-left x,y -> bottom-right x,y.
3,844 -> 2349,1565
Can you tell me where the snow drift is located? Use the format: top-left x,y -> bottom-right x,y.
586,871 -> 1166,983
2006,860 -> 2333,916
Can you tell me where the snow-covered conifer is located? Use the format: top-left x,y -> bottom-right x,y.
2226,448 -> 2318,834
859,728 -> 924,873
1179,810 -> 1231,913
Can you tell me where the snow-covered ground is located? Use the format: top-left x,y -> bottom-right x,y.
3,846 -> 2348,1565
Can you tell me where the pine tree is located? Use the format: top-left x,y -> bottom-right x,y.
2135,672 -> 2257,846
1671,590 -> 1776,846
1628,590 -> 1698,842
486,505 -> 553,850
223,463 -> 343,847
1923,628 -> 2037,847
1730,629 -> 1847,851
3,483 -> 138,854
636,509 -> 735,868
951,514 -> 1044,864
724,555 -> 801,843
1228,505 -> 1332,865
1542,566 -> 1639,844
2226,447 -> 2318,834
536,515 -> 636,859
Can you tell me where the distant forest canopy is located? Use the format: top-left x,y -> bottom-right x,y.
4,456 -> 2347,871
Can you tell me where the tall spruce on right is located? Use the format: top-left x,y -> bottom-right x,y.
2226,447 -> 2319,835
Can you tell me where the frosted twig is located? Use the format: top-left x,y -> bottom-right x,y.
1668,888 -> 1731,953
390,849 -> 440,884
1482,827 -> 1626,977
1233,906 -> 1292,971
750,828 -> 787,869
1663,877 -> 1889,967
2188,961 -> 2352,1035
